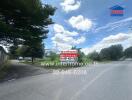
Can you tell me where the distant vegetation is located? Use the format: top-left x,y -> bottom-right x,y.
124,46 -> 132,58
15,44 -> 132,66
88,44 -> 132,61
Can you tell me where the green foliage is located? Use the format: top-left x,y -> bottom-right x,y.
100,44 -> 123,61
100,48 -> 111,60
16,45 -> 27,57
87,44 -> 123,61
124,46 -> 132,58
88,51 -> 100,61
78,50 -> 85,62
49,51 -> 59,61
0,60 -> 10,80
71,46 -> 84,62
21,44 -> 44,58
9,45 -> 18,59
0,0 -> 56,62
0,0 -> 56,44
81,55 -> 92,63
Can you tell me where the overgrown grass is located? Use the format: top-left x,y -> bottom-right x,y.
0,61 -> 10,80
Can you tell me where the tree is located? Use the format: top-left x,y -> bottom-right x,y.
100,48 -> 111,60
0,1 -> 55,48
0,0 -> 56,45
78,50 -> 85,63
49,51 -> 59,61
9,45 -> 18,59
88,51 -> 100,61
100,44 -> 123,61
109,45 -> 123,60
71,46 -> 84,62
124,46 -> 132,58
16,45 -> 27,57
15,44 -> 44,63
0,0 -> 56,62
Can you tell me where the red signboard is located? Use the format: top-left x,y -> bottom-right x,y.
110,5 -> 124,16
111,10 -> 123,14
60,50 -> 79,61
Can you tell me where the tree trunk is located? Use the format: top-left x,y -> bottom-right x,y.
32,57 -> 34,64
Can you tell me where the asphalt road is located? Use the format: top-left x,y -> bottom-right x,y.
0,61 -> 132,100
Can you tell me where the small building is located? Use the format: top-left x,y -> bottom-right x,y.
110,5 -> 124,16
0,46 -> 8,67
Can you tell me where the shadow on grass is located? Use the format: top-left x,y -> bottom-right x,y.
0,61 -> 11,82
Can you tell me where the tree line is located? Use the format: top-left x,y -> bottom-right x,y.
88,44 -> 132,61
13,44 -> 132,63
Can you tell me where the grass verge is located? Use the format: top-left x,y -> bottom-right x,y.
0,61 -> 10,81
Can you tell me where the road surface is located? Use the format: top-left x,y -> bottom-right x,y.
0,61 -> 132,100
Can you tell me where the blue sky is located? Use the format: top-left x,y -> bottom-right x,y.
42,0 -> 132,54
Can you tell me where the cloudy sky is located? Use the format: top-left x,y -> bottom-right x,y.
42,0 -> 132,54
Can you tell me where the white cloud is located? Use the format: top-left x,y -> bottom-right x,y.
81,33 -> 132,55
53,24 -> 79,36
53,24 -> 65,33
60,0 -> 81,13
94,17 -> 132,33
68,15 -> 93,31
52,24 -> 86,51
73,36 -> 86,44
102,33 -> 130,44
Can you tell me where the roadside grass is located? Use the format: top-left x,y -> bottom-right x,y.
0,61 -> 10,80
20,59 -> 94,69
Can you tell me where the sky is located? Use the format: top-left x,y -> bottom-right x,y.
42,0 -> 132,54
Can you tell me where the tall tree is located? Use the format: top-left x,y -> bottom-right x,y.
88,51 -> 100,61
124,46 -> 132,58
100,44 -> 123,61
0,0 -> 56,45
0,0 -> 56,62
100,48 -> 111,60
9,45 -> 18,59
71,46 -> 84,62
